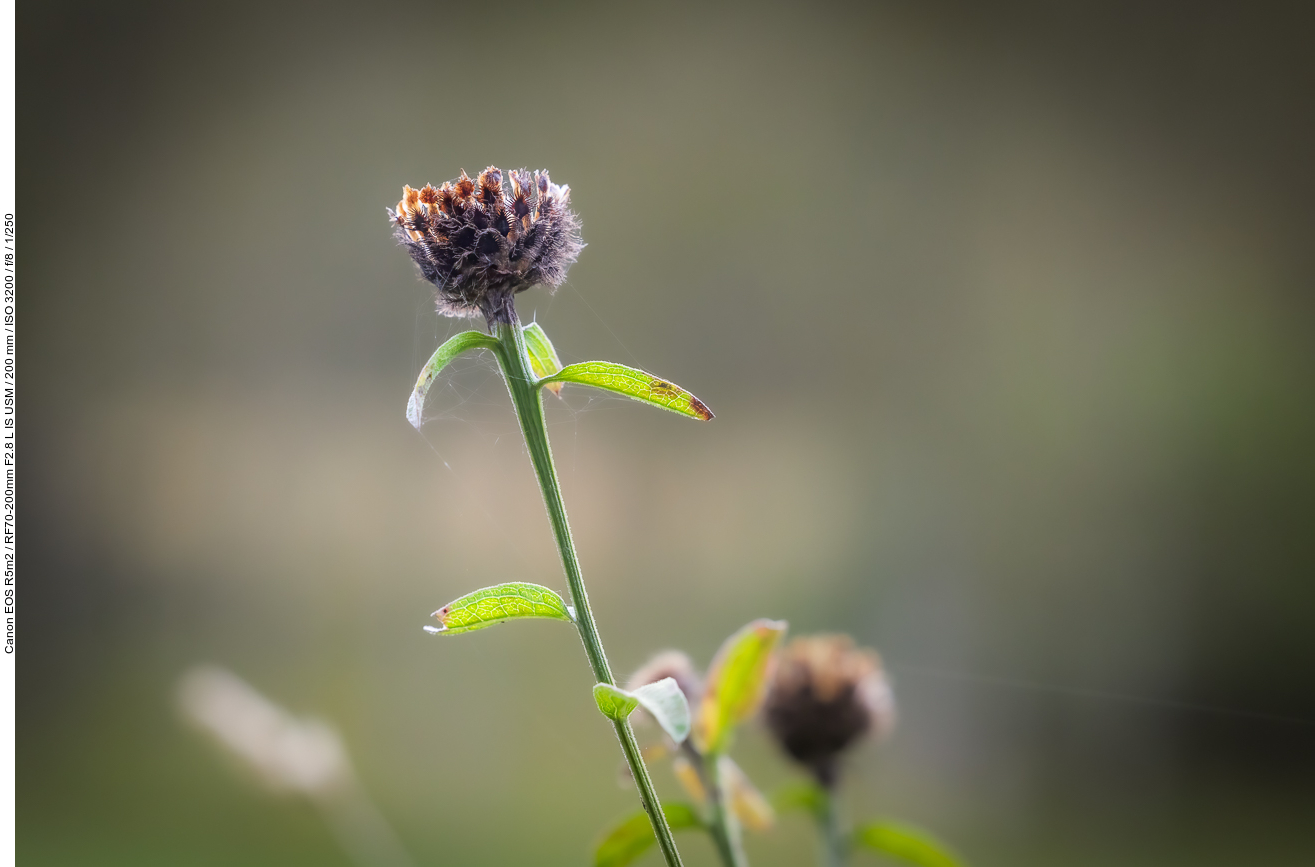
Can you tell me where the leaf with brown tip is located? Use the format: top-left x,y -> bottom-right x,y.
537,361 -> 713,420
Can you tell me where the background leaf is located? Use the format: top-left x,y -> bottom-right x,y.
406,330 -> 500,429
522,322 -> 565,396
671,754 -> 707,805
537,361 -> 714,420
770,780 -> 826,819
720,756 -> 775,831
852,820 -> 964,867
424,582 -> 574,636
594,683 -> 640,721
594,803 -> 703,867
694,619 -> 787,753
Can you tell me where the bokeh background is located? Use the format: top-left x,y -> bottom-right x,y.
19,1 -> 1315,864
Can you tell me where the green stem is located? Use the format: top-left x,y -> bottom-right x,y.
493,310 -> 685,867
705,755 -> 748,867
818,787 -> 846,867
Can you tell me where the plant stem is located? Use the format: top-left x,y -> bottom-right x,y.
704,755 -> 748,867
818,787 -> 846,867
493,310 -> 685,867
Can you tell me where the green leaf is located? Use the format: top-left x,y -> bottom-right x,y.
593,678 -> 691,743
424,582 -> 575,636
594,803 -> 703,867
594,683 -> 640,721
694,619 -> 787,753
537,361 -> 714,421
406,331 -> 501,429
852,820 -> 964,867
770,780 -> 826,819
522,322 -> 565,395
631,678 -> 692,743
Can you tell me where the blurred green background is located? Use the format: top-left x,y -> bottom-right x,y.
19,1 -> 1315,864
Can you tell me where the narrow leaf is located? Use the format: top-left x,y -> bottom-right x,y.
406,331 -> 501,429
720,756 -> 775,831
522,322 -> 565,396
694,619 -> 788,753
424,582 -> 574,636
671,754 -> 707,805
853,821 -> 964,867
594,683 -> 640,722
593,678 -> 691,743
537,361 -> 714,421
594,803 -> 703,867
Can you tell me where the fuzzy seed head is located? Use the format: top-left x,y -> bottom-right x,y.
388,166 -> 583,324
762,635 -> 895,788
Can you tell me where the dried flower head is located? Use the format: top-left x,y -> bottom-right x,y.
388,166 -> 583,324
762,635 -> 895,788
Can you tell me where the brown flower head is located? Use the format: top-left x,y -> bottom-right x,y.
388,166 -> 583,324
762,635 -> 895,788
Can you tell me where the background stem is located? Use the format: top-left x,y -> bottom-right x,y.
705,755 -> 748,867
818,786 -> 847,867
493,311 -> 686,867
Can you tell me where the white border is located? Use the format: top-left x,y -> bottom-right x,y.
0,0 -> 13,863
